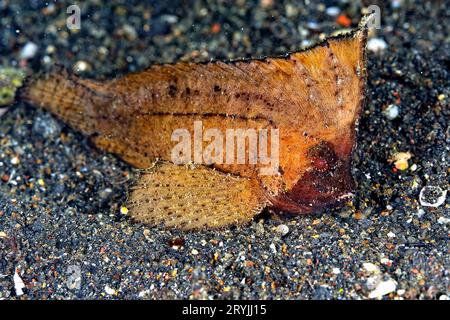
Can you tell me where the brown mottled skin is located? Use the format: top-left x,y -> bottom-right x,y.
17,27 -> 367,230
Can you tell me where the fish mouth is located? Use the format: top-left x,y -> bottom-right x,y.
268,141 -> 356,214
268,187 -> 355,214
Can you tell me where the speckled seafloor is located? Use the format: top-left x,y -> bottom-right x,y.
0,0 -> 448,299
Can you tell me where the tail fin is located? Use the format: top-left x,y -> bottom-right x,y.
17,67 -> 109,135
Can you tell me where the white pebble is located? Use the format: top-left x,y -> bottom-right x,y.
121,24 -> 137,40
437,217 -> 450,225
367,38 -> 387,53
104,285 -> 116,295
13,270 -> 26,296
269,243 -> 277,254
301,39 -> 312,48
384,104 -> 400,120
397,289 -> 405,296
73,60 -> 91,73
416,208 -> 425,218
363,262 -> 380,273
307,21 -> 319,30
391,0 -> 403,8
160,14 -> 178,24
325,6 -> 340,16
19,42 -> 38,60
138,289 -> 150,298
275,224 -> 289,236
419,186 -> 447,207
387,231 -> 396,238
10,156 -> 19,165
42,55 -> 52,65
368,279 -> 397,298
332,267 -> 341,274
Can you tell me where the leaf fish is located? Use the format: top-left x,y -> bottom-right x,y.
11,25 -> 368,230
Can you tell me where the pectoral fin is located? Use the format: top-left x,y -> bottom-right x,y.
126,162 -> 266,230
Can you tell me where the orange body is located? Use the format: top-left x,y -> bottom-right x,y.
18,28 -> 367,230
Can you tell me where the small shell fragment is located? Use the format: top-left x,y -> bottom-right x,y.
419,186 -> 447,208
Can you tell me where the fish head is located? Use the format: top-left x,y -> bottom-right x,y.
270,140 -> 355,213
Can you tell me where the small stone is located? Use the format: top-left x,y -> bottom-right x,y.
336,15 -> 352,28
387,231 -> 396,238
353,211 -> 363,220
307,21 -> 319,30
437,94 -> 445,101
0,231 -> 7,238
73,60 -> 92,74
104,285 -> 116,295
13,270 -> 26,296
121,24 -> 137,41
397,289 -> 406,296
367,38 -> 387,53
325,6 -> 340,16
210,23 -> 221,34
275,224 -> 289,236
395,160 -> 408,171
19,42 -> 38,60
363,262 -> 380,273
45,45 -> 56,54
260,0 -> 273,8
332,267 -> 341,274
98,188 -> 113,200
120,206 -> 129,215
285,4 -> 297,17
143,229 -> 151,237
384,104 -> 400,120
419,186 -> 447,207
368,279 -> 397,298
269,243 -> 277,254
417,208 -> 425,218
439,294 -> 449,300
138,289 -> 150,298
254,221 -> 265,235
390,151 -> 412,171
313,285 -> 332,299
168,237 -> 185,248
437,217 -> 450,225
10,156 -> 20,165
66,265 -> 81,290
391,0 -> 403,8
191,248 -> 199,255
32,113 -> 62,139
